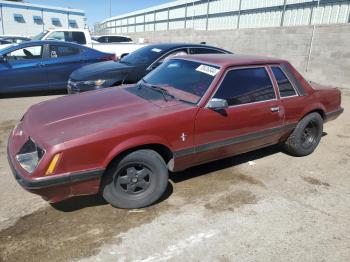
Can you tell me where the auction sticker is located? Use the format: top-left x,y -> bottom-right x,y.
196,64 -> 220,76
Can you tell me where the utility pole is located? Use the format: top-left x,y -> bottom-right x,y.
109,0 -> 112,17
306,0 -> 320,72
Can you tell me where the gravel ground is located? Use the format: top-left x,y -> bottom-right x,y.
0,91 -> 349,262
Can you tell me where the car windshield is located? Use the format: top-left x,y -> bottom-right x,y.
32,31 -> 48,40
142,59 -> 220,104
120,45 -> 165,65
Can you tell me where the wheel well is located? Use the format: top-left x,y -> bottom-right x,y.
302,109 -> 325,120
105,144 -> 174,173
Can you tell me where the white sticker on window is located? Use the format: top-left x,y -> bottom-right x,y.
196,64 -> 219,76
151,48 -> 162,53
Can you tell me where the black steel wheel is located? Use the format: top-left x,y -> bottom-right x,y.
284,112 -> 323,156
115,164 -> 152,195
102,149 -> 169,209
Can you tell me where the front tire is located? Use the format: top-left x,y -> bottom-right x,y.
283,112 -> 323,156
101,150 -> 169,209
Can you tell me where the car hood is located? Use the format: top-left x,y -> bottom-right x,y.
22,87 -> 184,146
70,60 -> 135,81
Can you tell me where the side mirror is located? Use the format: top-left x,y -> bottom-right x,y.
207,98 -> 228,111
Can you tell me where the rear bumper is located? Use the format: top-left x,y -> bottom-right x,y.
7,144 -> 104,202
325,107 -> 344,122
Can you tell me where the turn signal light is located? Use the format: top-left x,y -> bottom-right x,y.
45,153 -> 61,176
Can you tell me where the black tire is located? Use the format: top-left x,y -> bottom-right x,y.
283,112 -> 323,156
101,149 -> 169,209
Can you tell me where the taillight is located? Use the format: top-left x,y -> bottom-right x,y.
100,54 -> 116,61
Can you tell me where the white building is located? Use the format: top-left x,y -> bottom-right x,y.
95,0 -> 350,34
0,0 -> 85,37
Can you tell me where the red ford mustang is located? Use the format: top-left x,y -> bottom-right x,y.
7,54 -> 343,208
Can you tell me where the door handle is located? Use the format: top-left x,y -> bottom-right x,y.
38,63 -> 47,67
270,106 -> 280,112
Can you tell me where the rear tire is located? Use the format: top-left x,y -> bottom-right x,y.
101,149 -> 168,209
283,112 -> 323,156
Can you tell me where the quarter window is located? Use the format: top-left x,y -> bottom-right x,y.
49,45 -> 80,58
271,67 -> 297,97
214,67 -> 276,106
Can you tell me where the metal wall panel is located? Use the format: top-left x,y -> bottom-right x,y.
156,10 -> 168,20
208,15 -> 238,30
209,0 -> 240,14
169,20 -> 185,29
169,7 -> 186,19
96,0 -> 350,34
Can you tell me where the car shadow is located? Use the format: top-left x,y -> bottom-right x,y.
170,145 -> 281,183
51,182 -> 174,212
51,145 -> 280,212
50,194 -> 108,212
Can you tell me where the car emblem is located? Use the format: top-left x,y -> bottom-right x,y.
180,133 -> 187,142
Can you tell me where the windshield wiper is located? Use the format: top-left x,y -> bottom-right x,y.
138,79 -> 174,102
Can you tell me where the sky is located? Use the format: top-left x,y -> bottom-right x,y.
27,0 -> 172,26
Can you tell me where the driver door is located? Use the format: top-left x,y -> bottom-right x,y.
0,44 -> 48,94
193,66 -> 284,165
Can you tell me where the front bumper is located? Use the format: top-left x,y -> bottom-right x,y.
7,138 -> 105,202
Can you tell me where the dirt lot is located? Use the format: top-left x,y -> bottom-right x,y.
0,92 -> 349,262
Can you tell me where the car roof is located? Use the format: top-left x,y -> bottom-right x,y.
25,40 -> 84,46
0,40 -> 89,54
3,36 -> 30,40
147,42 -> 229,52
174,54 -> 288,67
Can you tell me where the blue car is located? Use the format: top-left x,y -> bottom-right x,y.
0,40 -> 115,96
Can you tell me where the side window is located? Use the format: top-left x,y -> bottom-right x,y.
111,36 -> 132,43
5,45 -> 43,61
66,32 -> 87,45
271,66 -> 297,97
214,67 -> 276,106
190,48 -> 225,54
47,31 -> 65,41
49,45 -> 80,58
97,36 -> 108,43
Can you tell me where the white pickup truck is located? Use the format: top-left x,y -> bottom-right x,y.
32,29 -> 146,58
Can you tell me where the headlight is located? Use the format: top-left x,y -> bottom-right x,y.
83,79 -> 106,87
16,138 -> 45,174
